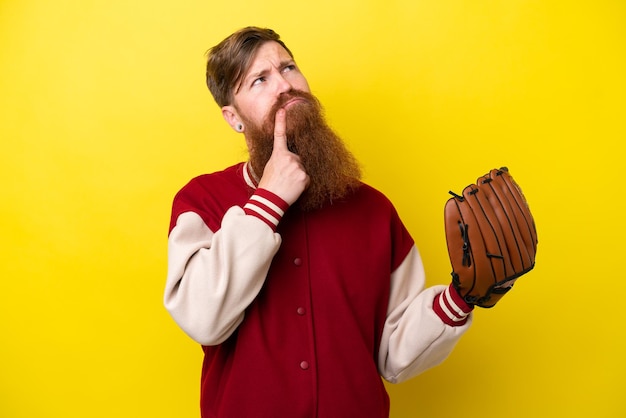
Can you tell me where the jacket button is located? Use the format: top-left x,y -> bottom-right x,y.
300,361 -> 309,370
296,307 -> 306,315
293,257 -> 302,266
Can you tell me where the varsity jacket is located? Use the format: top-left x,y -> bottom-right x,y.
164,162 -> 473,418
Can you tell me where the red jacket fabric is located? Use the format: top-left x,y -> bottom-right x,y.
165,163 -> 472,418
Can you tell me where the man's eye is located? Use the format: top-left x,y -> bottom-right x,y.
282,65 -> 296,73
252,77 -> 265,86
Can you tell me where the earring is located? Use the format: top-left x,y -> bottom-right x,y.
236,123 -> 243,132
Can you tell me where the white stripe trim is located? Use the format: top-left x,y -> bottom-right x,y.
243,203 -> 280,226
443,286 -> 469,319
438,297 -> 466,323
436,289 -> 468,323
249,194 -> 285,217
242,162 -> 257,189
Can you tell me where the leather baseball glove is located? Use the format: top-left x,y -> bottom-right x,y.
444,167 -> 538,308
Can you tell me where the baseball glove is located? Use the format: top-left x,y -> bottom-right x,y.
444,167 -> 538,308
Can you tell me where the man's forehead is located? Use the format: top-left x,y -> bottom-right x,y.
245,41 -> 293,74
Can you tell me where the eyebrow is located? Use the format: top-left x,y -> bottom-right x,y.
243,59 -> 296,85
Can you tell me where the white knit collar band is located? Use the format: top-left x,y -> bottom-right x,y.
243,162 -> 259,189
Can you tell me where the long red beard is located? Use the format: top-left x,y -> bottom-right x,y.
243,90 -> 362,211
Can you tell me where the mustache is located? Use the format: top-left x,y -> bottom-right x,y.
256,90 -> 322,155
267,90 -> 317,122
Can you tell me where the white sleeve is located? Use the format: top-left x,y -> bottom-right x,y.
163,207 -> 281,346
378,246 -> 472,383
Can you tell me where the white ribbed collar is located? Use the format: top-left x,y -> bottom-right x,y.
243,162 -> 259,189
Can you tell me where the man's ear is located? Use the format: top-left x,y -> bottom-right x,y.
222,105 -> 243,133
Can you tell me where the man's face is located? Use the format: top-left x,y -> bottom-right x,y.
222,40 -> 361,211
229,41 -> 311,131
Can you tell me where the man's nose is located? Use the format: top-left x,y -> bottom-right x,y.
275,73 -> 292,94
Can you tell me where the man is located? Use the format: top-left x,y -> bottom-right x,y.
164,26 -> 473,418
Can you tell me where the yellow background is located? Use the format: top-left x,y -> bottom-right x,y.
1,0 -> 624,417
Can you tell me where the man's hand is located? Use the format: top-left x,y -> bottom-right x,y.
257,108 -> 310,206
